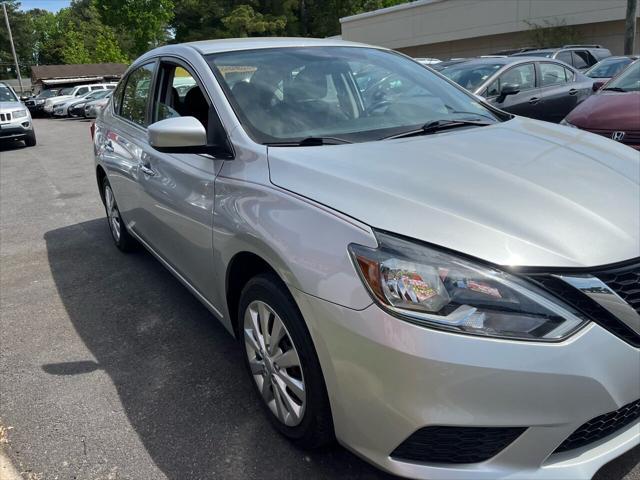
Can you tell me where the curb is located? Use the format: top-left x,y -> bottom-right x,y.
0,448 -> 21,480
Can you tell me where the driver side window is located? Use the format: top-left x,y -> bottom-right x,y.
487,64 -> 535,97
153,63 -> 210,130
501,64 -> 535,90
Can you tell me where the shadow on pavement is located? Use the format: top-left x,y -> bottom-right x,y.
44,218 -> 395,480
0,140 -> 26,151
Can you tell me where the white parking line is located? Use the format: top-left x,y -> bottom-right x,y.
0,448 -> 21,480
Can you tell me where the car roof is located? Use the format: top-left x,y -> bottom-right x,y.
439,56 -> 559,67
183,37 -> 373,55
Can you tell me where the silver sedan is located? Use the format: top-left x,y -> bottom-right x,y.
92,38 -> 640,480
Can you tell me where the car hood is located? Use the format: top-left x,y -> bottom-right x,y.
46,95 -> 73,104
268,117 -> 639,268
566,91 -> 640,131
0,101 -> 25,112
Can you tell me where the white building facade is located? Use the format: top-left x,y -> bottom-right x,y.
340,0 -> 640,58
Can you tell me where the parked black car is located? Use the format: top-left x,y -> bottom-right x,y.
511,45 -> 611,71
24,89 -> 59,116
439,56 -> 594,123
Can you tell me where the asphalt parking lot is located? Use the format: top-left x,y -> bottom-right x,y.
0,118 -> 639,480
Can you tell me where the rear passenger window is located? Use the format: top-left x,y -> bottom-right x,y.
540,63 -> 567,86
556,51 -> 572,65
572,51 -> 589,70
120,63 -> 155,127
90,86 -> 103,91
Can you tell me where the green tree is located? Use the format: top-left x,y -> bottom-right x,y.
221,4 -> 286,37
0,0 -> 35,78
525,18 -> 583,48
96,0 -> 174,56
30,0 -> 130,65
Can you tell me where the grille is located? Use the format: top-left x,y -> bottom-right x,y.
554,399 -> 640,453
390,426 -> 526,464
597,263 -> 640,316
585,128 -> 640,146
529,275 -> 640,347
0,112 -> 12,122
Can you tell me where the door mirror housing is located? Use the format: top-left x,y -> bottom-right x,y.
592,80 -> 605,92
497,84 -> 520,103
149,116 -> 207,151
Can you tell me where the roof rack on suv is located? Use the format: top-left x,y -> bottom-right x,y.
562,44 -> 603,48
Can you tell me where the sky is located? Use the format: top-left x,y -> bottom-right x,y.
19,0 -> 71,12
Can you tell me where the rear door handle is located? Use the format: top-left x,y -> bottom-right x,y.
528,97 -> 540,104
568,88 -> 578,95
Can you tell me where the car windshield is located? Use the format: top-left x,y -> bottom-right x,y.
439,62 -> 503,91
206,47 -> 498,144
90,90 -> 111,99
37,89 -> 58,98
0,85 -> 18,102
604,60 -> 640,92
59,87 -> 75,95
586,58 -> 632,78
83,90 -> 110,101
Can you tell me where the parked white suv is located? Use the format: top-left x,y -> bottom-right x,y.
0,82 -> 36,147
44,83 -> 116,114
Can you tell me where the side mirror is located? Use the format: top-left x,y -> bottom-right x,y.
148,116 -> 208,153
497,83 -> 520,103
592,81 -> 605,92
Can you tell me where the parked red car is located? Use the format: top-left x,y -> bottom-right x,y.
562,59 -> 640,150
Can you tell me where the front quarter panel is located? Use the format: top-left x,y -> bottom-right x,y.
213,135 -> 377,331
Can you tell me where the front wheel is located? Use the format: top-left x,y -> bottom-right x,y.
24,130 -> 36,147
102,177 -> 137,252
239,274 -> 334,449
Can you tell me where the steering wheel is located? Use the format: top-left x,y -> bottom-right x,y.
365,99 -> 393,115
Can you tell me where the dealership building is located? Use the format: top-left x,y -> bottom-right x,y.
340,0 -> 640,59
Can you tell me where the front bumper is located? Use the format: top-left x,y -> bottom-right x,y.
291,289 -> 640,480
0,120 -> 32,140
26,102 -> 45,113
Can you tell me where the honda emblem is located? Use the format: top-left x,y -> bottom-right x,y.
611,131 -> 626,141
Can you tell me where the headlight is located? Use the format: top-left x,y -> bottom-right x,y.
36,99 -> 45,104
12,109 -> 28,119
349,231 -> 588,341
560,119 -> 577,128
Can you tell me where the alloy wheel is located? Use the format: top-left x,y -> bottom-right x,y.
104,185 -> 121,242
243,300 -> 306,427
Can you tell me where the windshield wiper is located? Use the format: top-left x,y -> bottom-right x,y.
381,119 -> 493,140
602,87 -> 627,92
265,136 -> 352,147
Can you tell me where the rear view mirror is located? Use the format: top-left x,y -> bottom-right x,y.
497,84 -> 520,103
592,81 -> 605,92
148,116 -> 208,153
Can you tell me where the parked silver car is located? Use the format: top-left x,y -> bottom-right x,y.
93,38 -> 640,480
83,92 -> 112,118
0,82 -> 36,146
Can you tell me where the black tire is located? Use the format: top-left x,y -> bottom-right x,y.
24,130 -> 36,147
238,273 -> 334,449
102,177 -> 138,252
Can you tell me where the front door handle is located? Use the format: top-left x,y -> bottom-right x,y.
568,88 -> 578,95
140,164 -> 155,176
529,97 -> 540,104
